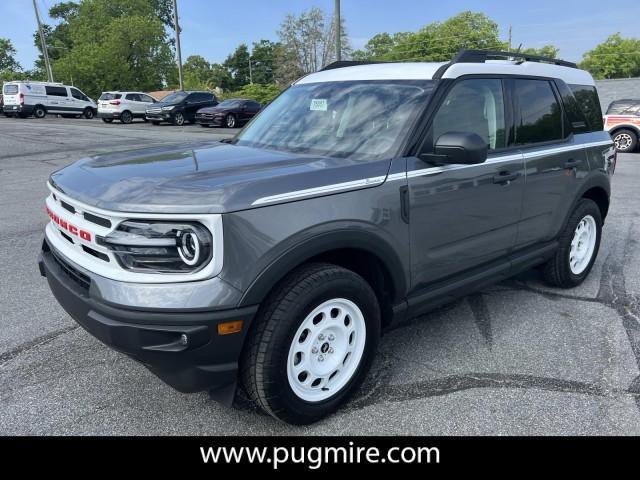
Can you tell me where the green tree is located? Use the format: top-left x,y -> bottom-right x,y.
379,11 -> 506,62
520,45 -> 560,59
224,43 -> 251,90
352,32 -> 410,60
0,38 -> 21,72
182,55 -> 212,90
223,83 -> 282,105
250,39 -> 279,85
33,0 -> 176,97
580,34 -> 640,79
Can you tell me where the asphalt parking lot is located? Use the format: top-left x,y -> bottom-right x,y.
1,115 -> 639,435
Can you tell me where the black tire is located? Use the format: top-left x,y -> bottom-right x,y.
102,118 -> 113,123
151,121 -> 161,125
225,113 -> 236,128
83,108 -> 94,119
611,129 -> 638,153
120,110 -> 133,124
240,263 -> 380,424
4,113 -> 12,118
33,105 -> 46,119
172,111 -> 185,126
200,123 -> 210,128
543,198 -> 602,288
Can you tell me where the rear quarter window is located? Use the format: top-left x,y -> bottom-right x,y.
569,84 -> 604,131
3,84 -> 18,95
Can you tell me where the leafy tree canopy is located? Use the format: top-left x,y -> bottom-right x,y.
580,34 -> 640,79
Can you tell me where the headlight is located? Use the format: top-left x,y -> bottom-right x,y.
97,221 -> 213,273
162,105 -> 175,111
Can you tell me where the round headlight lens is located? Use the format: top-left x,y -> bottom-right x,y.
178,230 -> 201,265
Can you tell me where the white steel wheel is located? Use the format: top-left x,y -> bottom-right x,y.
569,215 -> 597,275
287,298 -> 367,402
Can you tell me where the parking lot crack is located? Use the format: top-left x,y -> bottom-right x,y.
0,325 -> 79,366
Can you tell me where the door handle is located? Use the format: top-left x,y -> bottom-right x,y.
564,159 -> 583,168
493,171 -> 520,184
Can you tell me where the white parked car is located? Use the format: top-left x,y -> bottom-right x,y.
2,81 -> 96,119
97,91 -> 157,124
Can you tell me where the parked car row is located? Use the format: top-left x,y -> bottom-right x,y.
1,81 -> 261,129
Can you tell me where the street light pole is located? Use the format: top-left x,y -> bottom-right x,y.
33,0 -> 53,82
335,0 -> 341,62
172,0 -> 184,90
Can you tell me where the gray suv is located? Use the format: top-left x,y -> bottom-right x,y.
38,50 -> 616,424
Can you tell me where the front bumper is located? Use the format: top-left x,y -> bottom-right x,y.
195,115 -> 224,126
38,238 -> 258,403
146,111 -> 173,121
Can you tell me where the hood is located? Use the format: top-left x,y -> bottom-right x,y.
198,105 -> 228,114
148,100 -> 179,109
49,142 -> 391,214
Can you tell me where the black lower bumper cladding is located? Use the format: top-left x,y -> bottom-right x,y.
38,239 -> 257,403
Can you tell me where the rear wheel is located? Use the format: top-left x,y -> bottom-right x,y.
225,113 -> 236,128
33,105 -> 46,119
83,108 -> 94,119
241,263 -> 380,424
102,118 -> 113,123
120,110 -> 133,124
543,198 -> 602,288
151,121 -> 161,125
612,129 -> 638,153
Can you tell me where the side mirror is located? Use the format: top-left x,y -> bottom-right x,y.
421,131 -> 488,165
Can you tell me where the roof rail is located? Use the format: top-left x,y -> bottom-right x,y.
320,60 -> 388,71
451,49 -> 577,69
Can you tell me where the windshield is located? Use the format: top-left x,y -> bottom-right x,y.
99,92 -> 121,100
235,80 -> 435,160
606,100 -> 640,116
161,91 -> 187,103
218,100 -> 240,108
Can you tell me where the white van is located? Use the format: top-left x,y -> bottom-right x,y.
2,81 -> 97,119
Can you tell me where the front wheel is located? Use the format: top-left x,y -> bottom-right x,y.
241,263 -> 380,424
172,112 -> 185,126
612,129 -> 638,153
83,108 -> 94,119
225,113 -> 236,128
543,198 -> 602,288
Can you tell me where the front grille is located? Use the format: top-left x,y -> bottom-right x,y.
50,248 -> 91,291
60,200 -> 76,214
84,211 -> 111,228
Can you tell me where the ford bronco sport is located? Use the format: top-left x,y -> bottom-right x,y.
39,50 -> 616,425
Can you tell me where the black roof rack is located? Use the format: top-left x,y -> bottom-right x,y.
320,60 -> 389,71
451,49 -> 577,69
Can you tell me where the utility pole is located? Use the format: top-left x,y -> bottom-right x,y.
335,0 -> 341,62
508,25 -> 512,51
33,0 -> 53,82
248,56 -> 253,84
172,0 -> 184,90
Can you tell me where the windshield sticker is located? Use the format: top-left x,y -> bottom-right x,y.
310,99 -> 328,111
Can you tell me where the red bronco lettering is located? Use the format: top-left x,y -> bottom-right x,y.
46,206 -> 92,242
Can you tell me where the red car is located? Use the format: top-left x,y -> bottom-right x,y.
604,99 -> 640,153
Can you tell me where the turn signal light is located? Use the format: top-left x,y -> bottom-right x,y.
217,320 -> 244,335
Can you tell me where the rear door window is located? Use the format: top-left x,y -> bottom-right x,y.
513,79 -> 563,145
3,84 -> 18,95
569,85 -> 604,131
140,94 -> 155,103
125,93 -> 141,101
45,86 -> 68,97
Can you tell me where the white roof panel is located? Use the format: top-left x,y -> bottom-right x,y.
295,60 -> 595,86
